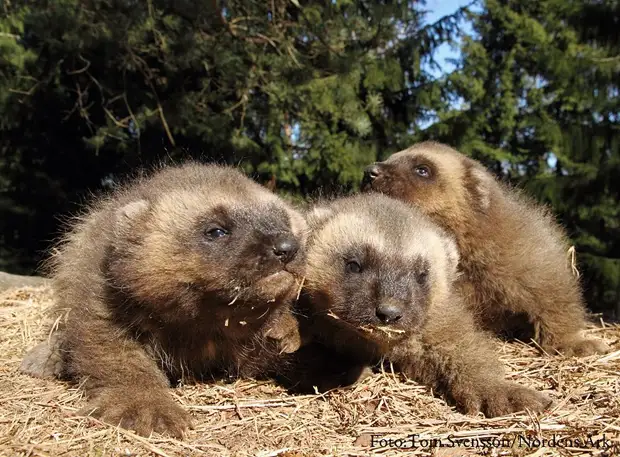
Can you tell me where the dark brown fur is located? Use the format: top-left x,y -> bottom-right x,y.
291,193 -> 551,417
20,163 -> 307,437
362,141 -> 608,356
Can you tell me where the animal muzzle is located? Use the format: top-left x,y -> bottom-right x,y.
269,234 -> 300,264
375,299 -> 405,325
361,163 -> 383,190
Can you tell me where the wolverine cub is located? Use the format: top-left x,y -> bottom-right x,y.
20,163 -> 306,437
295,193 -> 551,417
362,141 -> 608,357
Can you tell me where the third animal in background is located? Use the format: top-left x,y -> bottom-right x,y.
362,141 -> 608,357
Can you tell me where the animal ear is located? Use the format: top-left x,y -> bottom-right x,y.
441,234 -> 460,279
115,199 -> 149,233
469,166 -> 494,212
305,205 -> 335,230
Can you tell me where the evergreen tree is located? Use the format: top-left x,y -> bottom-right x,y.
0,0 -> 463,272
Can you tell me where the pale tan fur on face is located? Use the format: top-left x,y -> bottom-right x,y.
406,233 -> 458,308
153,180 -> 307,239
307,215 -> 386,280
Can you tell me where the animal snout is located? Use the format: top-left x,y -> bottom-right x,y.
272,235 -> 299,263
366,163 -> 382,178
362,163 -> 382,188
375,301 -> 404,324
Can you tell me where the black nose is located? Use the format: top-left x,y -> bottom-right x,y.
362,164 -> 382,189
376,302 -> 403,324
365,163 -> 382,179
272,236 -> 299,263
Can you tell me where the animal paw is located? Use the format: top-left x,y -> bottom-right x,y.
264,310 -> 303,353
454,382 -> 552,417
275,329 -> 303,354
551,338 -> 610,357
80,387 -> 193,438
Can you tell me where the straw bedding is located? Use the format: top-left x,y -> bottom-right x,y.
1,286 -> 618,457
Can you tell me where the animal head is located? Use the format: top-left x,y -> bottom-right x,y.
361,142 -> 497,230
107,164 -> 307,328
304,193 -> 459,349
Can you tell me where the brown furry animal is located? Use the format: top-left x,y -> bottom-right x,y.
362,141 -> 608,356
291,193 -> 551,417
20,163 -> 307,437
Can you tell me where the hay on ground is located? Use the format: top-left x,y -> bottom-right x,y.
1,286 -> 619,457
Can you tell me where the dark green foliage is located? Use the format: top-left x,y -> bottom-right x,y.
0,0 -> 460,272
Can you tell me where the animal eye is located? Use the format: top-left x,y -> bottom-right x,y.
345,260 -> 362,274
416,269 -> 429,284
415,165 -> 431,178
205,227 -> 229,239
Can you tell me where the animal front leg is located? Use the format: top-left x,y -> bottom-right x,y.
66,317 -> 192,437
390,309 -> 552,417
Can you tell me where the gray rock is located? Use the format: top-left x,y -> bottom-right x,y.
0,271 -> 50,292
